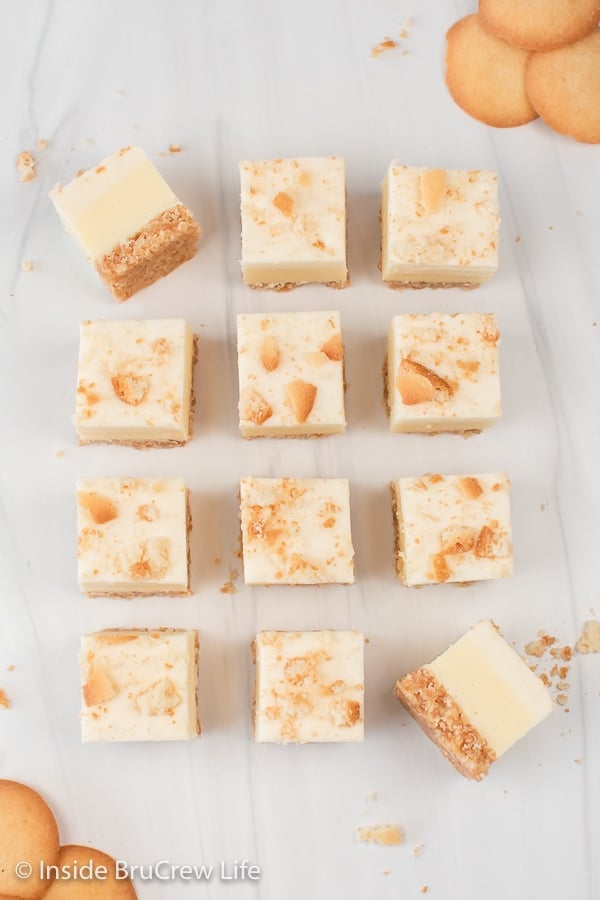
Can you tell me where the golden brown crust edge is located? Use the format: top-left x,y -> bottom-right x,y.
395,667 -> 496,780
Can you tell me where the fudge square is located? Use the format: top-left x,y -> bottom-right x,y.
240,477 -> 355,585
387,312 -> 501,433
239,157 -> 348,289
49,146 -> 201,301
395,619 -> 553,780
237,310 -> 346,437
75,318 -> 195,446
77,477 -> 190,596
253,630 -> 364,743
381,164 -> 499,287
391,473 -> 513,586
80,629 -> 200,742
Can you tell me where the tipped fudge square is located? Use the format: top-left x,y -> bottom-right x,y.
237,310 -> 346,437
50,146 -> 201,301
240,477 -> 355,585
381,164 -> 499,288
239,157 -> 348,289
253,630 -> 364,743
75,318 -> 195,446
391,473 -> 513,586
387,312 -> 501,433
80,628 -> 200,742
77,477 -> 190,596
395,619 -> 553,780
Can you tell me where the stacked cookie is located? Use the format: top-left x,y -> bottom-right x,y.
445,2 -> 600,143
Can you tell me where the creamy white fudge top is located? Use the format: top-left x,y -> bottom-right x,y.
393,473 -> 513,586
240,477 -> 355,585
77,477 -> 189,595
388,312 -> 501,432
237,310 -> 346,436
50,146 -> 179,260
239,157 -> 347,281
75,318 -> 194,443
428,620 -> 553,757
382,164 -> 499,278
80,629 -> 199,742
254,630 -> 364,743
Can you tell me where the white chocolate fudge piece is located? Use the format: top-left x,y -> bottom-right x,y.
80,629 -> 200,742
388,312 -> 501,433
50,146 -> 200,301
77,477 -> 189,596
75,318 -> 195,446
240,477 -> 355,585
237,310 -> 346,437
395,620 -> 553,780
391,473 -> 512,586
253,630 -> 364,743
381,164 -> 499,287
239,157 -> 347,289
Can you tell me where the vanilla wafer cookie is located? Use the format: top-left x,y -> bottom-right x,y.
445,15 -> 537,128
42,845 -> 137,898
479,0 -> 600,52
526,30 -> 600,144
0,780 -> 60,899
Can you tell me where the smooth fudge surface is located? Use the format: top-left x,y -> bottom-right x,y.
237,310 -> 346,436
392,473 -> 513,586
381,164 -> 499,286
388,312 -> 501,433
77,477 -> 189,595
80,628 -> 199,742
254,630 -> 364,743
75,318 -> 194,445
240,476 -> 355,585
239,157 -> 347,287
395,620 -> 553,780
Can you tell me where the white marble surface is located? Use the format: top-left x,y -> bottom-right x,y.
1,1 -> 599,897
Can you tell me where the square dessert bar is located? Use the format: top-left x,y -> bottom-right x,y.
391,473 -> 513,586
77,477 -> 190,596
395,620 -> 553,780
80,629 -> 200,742
239,157 -> 348,289
50,146 -> 201,301
240,477 -> 355,585
75,318 -> 195,446
387,312 -> 501,433
381,164 -> 499,287
237,310 -> 346,437
253,630 -> 364,743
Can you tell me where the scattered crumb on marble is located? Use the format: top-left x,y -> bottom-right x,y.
366,790 -> 379,802
214,557 -> 222,566
524,632 -> 572,704
514,235 -> 521,243
381,869 -> 390,876
37,138 -> 48,150
76,169 -> 85,177
0,689 -> 10,709
539,503 -> 546,512
576,620 -> 600,654
365,637 -> 370,644
576,210 -> 583,216
593,322 -> 597,328
168,144 -> 182,153
220,580 -> 237,595
356,825 -> 403,847
230,567 -> 239,581
55,450 -> 64,459
421,889 -> 429,895
556,694 -> 568,706
574,758 -> 582,765
20,259 -> 34,272
372,38 -> 397,57
525,634 -> 556,658
17,150 -> 37,182
410,843 -> 425,859
7,665 -> 15,672
548,226 -> 554,231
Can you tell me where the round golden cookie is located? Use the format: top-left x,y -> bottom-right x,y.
445,15 -> 537,128
479,0 -> 600,52
41,846 -> 137,899
526,30 -> 600,143
0,779 -> 60,899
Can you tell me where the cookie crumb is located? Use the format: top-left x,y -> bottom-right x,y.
0,689 -> 10,709
381,870 -> 390,876
168,144 -> 182,153
576,619 -> 600,654
514,236 -> 521,243
220,580 -> 237,595
574,758 -> 582,765
410,843 -> 425,859
17,150 -> 37,182
55,450 -> 65,459
20,259 -> 34,272
7,665 -> 15,672
356,825 -> 403,846
576,210 -> 583,216
421,889 -> 429,895
366,790 -> 379,802
372,38 -> 397,57
214,557 -> 222,565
